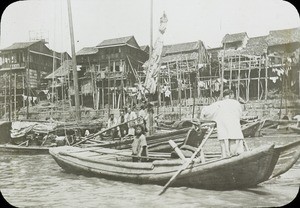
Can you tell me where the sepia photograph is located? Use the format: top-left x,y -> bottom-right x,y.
0,0 -> 299,207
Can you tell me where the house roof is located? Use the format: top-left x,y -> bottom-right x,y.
96,36 -> 140,49
140,45 -> 149,53
1,41 -> 40,51
222,32 -> 248,44
76,47 -> 98,56
44,60 -> 73,79
162,41 -> 201,55
161,52 -> 199,63
266,27 -> 300,46
243,36 -> 268,55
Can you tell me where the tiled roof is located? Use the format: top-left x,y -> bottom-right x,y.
76,47 -> 98,56
222,32 -> 248,44
266,27 -> 300,46
243,36 -> 268,55
1,41 -> 40,51
161,52 -> 199,63
96,36 -> 134,48
163,41 -> 201,55
44,60 -> 73,79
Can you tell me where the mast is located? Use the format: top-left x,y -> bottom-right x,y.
67,0 -> 81,121
148,0 -> 154,135
150,0 -> 153,59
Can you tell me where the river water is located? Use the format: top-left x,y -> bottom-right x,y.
0,134 -> 299,208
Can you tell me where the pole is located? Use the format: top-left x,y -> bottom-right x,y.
67,0 -> 81,121
14,73 -> 17,120
26,50 -> 30,119
52,51 -> 56,103
4,76 -> 7,117
150,0 -> 153,59
220,44 -> 225,98
8,61 -> 12,121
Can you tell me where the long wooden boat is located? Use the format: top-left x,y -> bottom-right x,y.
0,127 -> 190,155
49,140 -> 300,190
149,121 -> 262,152
0,144 -> 50,154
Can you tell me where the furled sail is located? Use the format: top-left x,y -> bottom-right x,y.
143,12 -> 168,94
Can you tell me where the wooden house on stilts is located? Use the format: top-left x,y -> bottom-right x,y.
76,36 -> 148,110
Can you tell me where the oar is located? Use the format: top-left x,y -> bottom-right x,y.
72,116 -> 141,146
158,124 -> 215,195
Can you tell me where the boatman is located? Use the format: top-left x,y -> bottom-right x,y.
200,89 -> 245,158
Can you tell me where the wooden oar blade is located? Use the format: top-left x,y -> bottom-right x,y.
158,161 -> 190,195
158,124 -> 215,195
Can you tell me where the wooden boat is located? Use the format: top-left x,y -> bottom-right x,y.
0,144 -> 50,154
289,125 -> 300,134
49,139 -> 300,190
241,120 -> 262,137
0,127 -> 190,155
91,127 -> 190,149
149,121 -> 262,152
157,120 -> 193,130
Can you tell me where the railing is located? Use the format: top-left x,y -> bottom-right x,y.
0,62 -> 26,69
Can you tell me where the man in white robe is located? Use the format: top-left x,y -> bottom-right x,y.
201,89 -> 245,158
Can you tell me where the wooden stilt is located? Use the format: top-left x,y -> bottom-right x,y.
265,56 -> 268,100
237,54 -> 241,100
167,62 -> 173,107
14,73 -> 17,120
4,76 -> 7,117
258,57 -> 261,100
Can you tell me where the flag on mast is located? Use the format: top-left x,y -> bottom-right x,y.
143,12 -> 168,94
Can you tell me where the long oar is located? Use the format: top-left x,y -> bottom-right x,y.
73,116 -> 141,146
158,124 -> 215,195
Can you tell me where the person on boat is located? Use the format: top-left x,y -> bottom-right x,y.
131,124 -> 148,162
117,109 -> 128,137
126,107 -> 137,136
200,89 -> 245,158
107,113 -> 119,139
138,105 -> 148,133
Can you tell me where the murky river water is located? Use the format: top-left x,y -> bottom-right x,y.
0,134 -> 299,208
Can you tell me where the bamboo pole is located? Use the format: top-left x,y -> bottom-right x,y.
14,73 -> 17,120
108,57 -> 111,115
22,74 -> 25,107
113,61 -> 116,109
26,50 -> 30,119
229,57 -> 232,89
4,76 -> 7,117
265,56 -> 268,100
167,62 -> 173,107
176,61 -> 181,120
220,44 -> 225,98
67,0 -> 81,121
8,54 -> 12,121
237,54 -> 241,100
51,51 -> 56,103
258,57 -> 261,100
88,57 -> 96,109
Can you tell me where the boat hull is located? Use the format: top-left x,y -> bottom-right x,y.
0,144 -> 49,154
50,144 -> 277,190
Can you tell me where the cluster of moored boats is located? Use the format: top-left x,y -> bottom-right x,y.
0,117 -> 299,193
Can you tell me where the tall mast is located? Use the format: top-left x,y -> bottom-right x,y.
67,0 -> 81,121
150,0 -> 153,58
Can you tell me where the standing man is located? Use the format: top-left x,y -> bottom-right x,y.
127,107 -> 137,136
200,89 -> 245,158
117,109 -> 128,137
107,113 -> 118,139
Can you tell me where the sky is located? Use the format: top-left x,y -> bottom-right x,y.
0,0 -> 299,55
